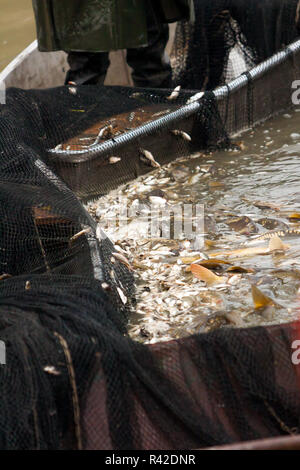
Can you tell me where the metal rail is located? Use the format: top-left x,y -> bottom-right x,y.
48,37 -> 300,163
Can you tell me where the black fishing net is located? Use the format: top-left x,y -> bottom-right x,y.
171,0 -> 300,90
1,0 -> 300,450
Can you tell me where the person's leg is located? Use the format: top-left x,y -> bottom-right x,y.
126,7 -> 172,88
65,51 -> 110,85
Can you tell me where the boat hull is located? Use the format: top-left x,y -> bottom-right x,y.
0,40 -> 133,89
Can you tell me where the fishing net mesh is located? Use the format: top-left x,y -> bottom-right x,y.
1,0 -> 300,450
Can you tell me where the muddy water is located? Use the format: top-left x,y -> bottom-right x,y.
88,109 -> 300,343
0,0 -> 35,71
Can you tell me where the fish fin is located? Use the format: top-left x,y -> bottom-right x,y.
191,264 -> 224,285
268,235 -> 289,252
251,285 -> 275,309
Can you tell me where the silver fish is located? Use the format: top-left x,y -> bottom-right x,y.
117,287 -> 127,305
171,130 -> 192,142
166,85 -> 181,101
112,252 -> 133,271
139,149 -> 161,168
69,228 -> 92,244
101,282 -> 111,291
152,109 -> 171,117
91,125 -> 114,146
68,87 -> 77,95
43,366 -> 61,376
109,156 -> 121,164
186,91 -> 204,104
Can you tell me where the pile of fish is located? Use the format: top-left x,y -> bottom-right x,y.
86,109 -> 300,343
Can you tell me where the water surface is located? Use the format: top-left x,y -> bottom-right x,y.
88,108 -> 300,342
